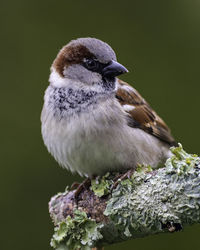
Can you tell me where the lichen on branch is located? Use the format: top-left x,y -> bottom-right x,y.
49,144 -> 200,250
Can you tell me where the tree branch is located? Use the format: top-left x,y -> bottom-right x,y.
49,144 -> 200,250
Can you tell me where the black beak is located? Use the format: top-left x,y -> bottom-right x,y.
102,60 -> 129,78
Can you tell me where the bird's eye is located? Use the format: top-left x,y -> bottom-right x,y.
83,59 -> 98,71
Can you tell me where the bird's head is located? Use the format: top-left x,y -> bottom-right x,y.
50,37 -> 128,90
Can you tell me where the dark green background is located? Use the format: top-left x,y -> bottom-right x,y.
1,0 -> 200,249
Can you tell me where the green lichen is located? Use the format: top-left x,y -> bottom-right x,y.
136,164 -> 153,173
91,166 -> 153,198
165,143 -> 200,175
51,210 -> 103,250
91,173 -> 112,197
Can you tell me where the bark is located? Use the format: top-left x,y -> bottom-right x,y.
49,144 -> 200,250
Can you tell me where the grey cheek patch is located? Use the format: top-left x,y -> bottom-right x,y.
63,64 -> 102,85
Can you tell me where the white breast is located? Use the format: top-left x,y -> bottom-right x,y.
41,87 -> 171,177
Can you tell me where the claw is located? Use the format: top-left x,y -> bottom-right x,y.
112,169 -> 134,190
70,182 -> 80,190
74,177 -> 91,201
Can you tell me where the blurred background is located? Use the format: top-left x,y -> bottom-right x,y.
1,0 -> 200,249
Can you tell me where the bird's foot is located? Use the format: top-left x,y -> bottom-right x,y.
112,169 -> 135,190
73,177 -> 91,202
70,182 -> 80,190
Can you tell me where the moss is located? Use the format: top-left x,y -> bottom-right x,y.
51,210 -> 103,250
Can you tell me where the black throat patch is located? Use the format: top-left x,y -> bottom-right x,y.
47,86 -> 114,119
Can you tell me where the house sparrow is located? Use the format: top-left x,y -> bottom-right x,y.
41,37 -> 177,178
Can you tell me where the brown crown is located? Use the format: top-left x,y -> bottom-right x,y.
53,44 -> 94,77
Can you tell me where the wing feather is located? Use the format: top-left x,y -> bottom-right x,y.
116,79 -> 177,146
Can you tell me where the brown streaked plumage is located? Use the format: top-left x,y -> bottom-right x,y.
116,79 -> 177,146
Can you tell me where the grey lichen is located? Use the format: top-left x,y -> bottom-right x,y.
49,144 -> 200,249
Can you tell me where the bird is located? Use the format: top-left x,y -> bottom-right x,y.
41,37 -> 177,179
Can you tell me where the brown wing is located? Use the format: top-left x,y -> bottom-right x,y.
116,79 -> 177,146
